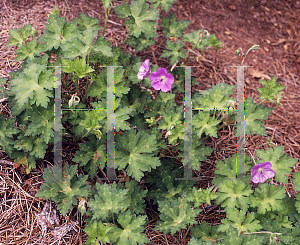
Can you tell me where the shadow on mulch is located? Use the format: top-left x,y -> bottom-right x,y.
0,0 -> 299,244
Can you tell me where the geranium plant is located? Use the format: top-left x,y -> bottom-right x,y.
1,0 -> 298,244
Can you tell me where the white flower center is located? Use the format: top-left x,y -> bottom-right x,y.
258,167 -> 264,174
160,76 -> 166,82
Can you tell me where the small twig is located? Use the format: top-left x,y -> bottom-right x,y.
0,159 -> 14,165
0,97 -> 8,103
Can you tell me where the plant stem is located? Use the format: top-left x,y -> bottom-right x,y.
257,99 -> 266,105
102,7 -> 110,36
120,27 -> 132,48
64,0 -> 73,18
164,234 -> 169,245
73,73 -> 80,97
240,46 -> 253,66
83,73 -> 91,104
182,224 -> 192,244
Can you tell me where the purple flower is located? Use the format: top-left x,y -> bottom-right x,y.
137,59 -> 151,80
150,68 -> 174,92
251,162 -> 275,183
93,37 -> 97,44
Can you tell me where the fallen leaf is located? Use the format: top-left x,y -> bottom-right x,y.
248,69 -> 271,80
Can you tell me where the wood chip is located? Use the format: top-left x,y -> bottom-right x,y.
228,5 -> 236,10
224,31 -> 231,35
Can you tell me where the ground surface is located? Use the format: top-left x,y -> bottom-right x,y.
0,0 -> 299,244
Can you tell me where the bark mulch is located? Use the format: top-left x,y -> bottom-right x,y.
0,0 -> 299,244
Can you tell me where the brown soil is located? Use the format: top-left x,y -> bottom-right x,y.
0,0 -> 299,244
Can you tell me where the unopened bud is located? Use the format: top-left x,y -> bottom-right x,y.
251,45 -> 259,50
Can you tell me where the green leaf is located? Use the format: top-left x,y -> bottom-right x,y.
6,23 -> 33,47
177,137 -> 213,171
101,0 -> 111,9
114,0 -> 159,38
115,130 -> 161,181
0,115 -> 19,155
75,57 -> 95,78
119,84 -> 151,117
190,220 -> 224,242
192,111 -> 221,138
23,104 -> 54,144
209,34 -> 223,51
9,150 -> 37,174
73,13 -> 101,32
10,63 -> 54,108
161,13 -> 190,38
14,134 -> 48,159
36,164 -> 90,216
107,210 -> 150,245
292,172 -> 300,192
88,98 -> 133,132
218,208 -> 262,235
93,35 -> 114,57
117,180 -> 148,215
15,38 -> 43,61
38,14 -> 78,51
125,33 -> 155,52
160,40 -> 186,64
182,29 -> 212,50
220,225 -> 264,245
88,182 -> 130,221
257,76 -> 285,103
188,237 -> 213,245
193,82 -> 236,110
151,0 -> 176,12
155,196 -> 199,235
244,97 -> 273,136
186,186 -> 219,208
36,165 -> 64,200
72,135 -> 107,180
61,28 -> 99,59
0,77 -> 8,98
214,179 -> 253,212
249,183 -> 286,214
212,156 -> 252,186
56,164 -> 90,216
49,6 -> 61,17
256,146 -> 297,184
260,218 -> 295,244
84,219 -> 112,245
145,158 -> 196,205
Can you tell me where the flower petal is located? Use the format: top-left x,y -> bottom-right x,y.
160,82 -> 172,92
151,80 -> 162,90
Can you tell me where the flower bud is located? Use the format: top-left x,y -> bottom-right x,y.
251,45 -> 259,50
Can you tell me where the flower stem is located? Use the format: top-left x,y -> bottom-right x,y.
164,234 -> 169,245
64,0 -> 73,18
102,7 -> 110,36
